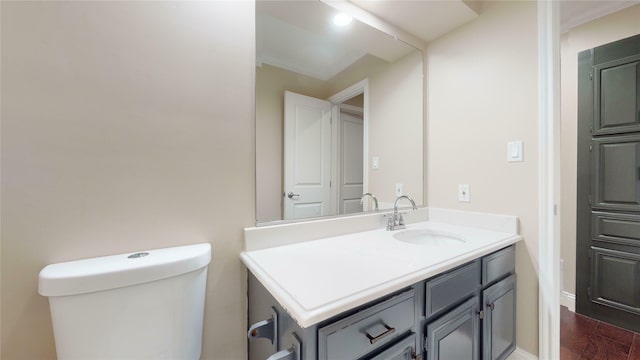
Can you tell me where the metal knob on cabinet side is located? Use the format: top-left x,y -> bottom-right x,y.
267,349 -> 296,360
247,307 -> 278,350
267,333 -> 301,360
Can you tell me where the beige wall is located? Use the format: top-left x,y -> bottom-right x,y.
560,4 -> 640,296
364,51 -> 423,207
425,1 -> 539,354
1,2 -> 254,359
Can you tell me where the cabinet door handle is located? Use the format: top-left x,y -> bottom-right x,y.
365,324 -> 396,344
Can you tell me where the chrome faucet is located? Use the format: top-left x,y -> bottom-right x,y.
360,193 -> 379,211
387,195 -> 417,231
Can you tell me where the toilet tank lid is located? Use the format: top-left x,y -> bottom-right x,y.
38,243 -> 212,297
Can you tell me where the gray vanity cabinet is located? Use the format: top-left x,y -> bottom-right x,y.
247,245 -> 516,360
423,245 -> 516,360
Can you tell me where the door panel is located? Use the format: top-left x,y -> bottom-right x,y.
284,91 -> 332,220
339,110 -> 363,215
591,247 -> 640,315
592,212 -> 640,246
593,55 -> 640,135
592,135 -> 640,212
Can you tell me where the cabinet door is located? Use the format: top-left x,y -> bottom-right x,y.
482,274 -> 516,360
425,296 -> 480,360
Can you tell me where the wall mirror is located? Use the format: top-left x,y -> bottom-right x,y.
256,0 -> 424,225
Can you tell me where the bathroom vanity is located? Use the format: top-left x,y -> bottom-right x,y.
242,209 -> 521,360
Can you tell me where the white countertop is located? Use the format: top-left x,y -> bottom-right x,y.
241,209 -> 522,328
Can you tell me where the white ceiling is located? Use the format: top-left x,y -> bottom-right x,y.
349,0 -> 480,43
257,0 -> 420,80
559,0 -> 639,33
256,0 -> 640,81
348,0 -> 640,41
256,0 -> 478,80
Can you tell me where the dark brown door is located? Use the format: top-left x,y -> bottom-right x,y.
576,33 -> 640,332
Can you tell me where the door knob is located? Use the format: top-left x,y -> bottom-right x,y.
287,192 -> 300,200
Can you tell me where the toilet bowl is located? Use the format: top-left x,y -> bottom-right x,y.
38,243 -> 211,360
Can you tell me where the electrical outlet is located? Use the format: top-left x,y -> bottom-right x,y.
458,184 -> 470,202
395,183 -> 403,196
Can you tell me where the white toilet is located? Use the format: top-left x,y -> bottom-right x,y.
38,243 -> 211,360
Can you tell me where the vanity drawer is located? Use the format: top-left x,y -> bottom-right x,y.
366,332 -> 417,360
482,245 -> 516,285
425,260 -> 480,317
318,289 -> 415,360
593,212 -> 640,247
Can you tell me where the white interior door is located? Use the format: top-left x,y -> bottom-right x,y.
339,106 -> 364,214
284,91 -> 332,220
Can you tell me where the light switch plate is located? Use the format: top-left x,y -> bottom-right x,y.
507,141 -> 523,162
372,156 -> 380,170
458,184 -> 470,202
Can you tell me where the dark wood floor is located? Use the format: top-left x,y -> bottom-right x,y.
561,306 -> 640,359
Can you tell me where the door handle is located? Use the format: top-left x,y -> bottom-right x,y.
287,192 -> 300,200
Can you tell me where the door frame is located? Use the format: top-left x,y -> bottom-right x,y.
538,1 -> 561,359
327,79 -> 369,215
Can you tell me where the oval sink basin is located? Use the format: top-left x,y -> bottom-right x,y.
393,229 -> 465,246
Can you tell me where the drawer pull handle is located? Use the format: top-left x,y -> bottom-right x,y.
365,324 -> 396,344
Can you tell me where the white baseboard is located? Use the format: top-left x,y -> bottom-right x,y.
561,291 -> 576,312
507,347 -> 538,360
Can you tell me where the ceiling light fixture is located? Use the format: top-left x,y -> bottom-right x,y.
332,13 -> 353,27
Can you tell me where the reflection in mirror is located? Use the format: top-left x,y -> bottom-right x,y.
256,0 -> 423,224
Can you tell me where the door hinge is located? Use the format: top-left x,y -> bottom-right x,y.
587,287 -> 592,299
589,71 -> 593,80
477,310 -> 484,320
589,143 -> 593,152
424,336 -> 428,352
589,125 -> 593,134
588,195 -> 592,205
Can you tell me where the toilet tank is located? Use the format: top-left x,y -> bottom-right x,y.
38,243 -> 212,360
